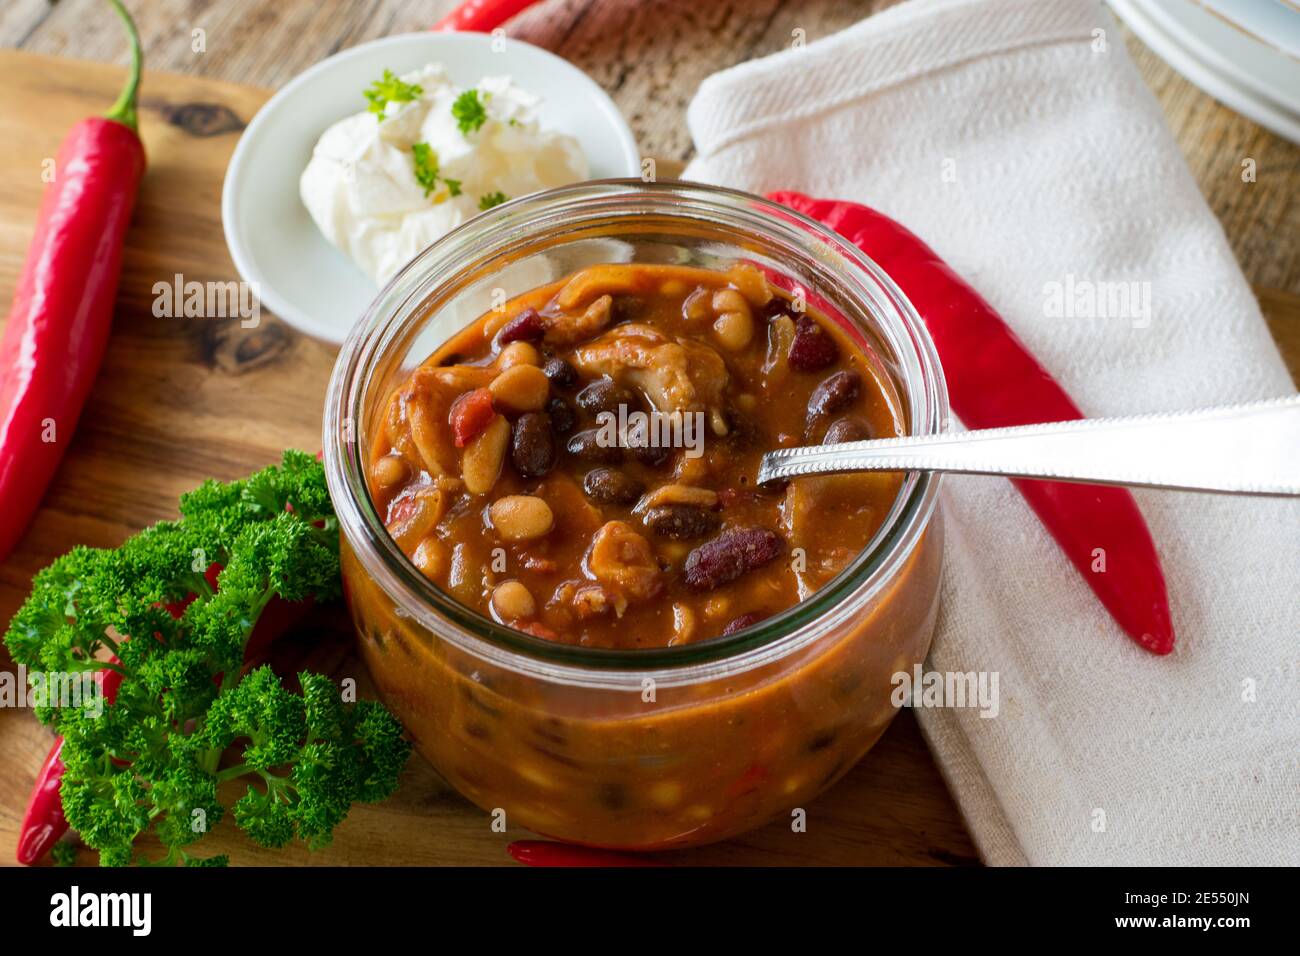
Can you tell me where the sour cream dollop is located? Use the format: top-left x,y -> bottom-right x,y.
300,65 -> 588,285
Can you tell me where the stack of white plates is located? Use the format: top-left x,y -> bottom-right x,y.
1109,0 -> 1300,143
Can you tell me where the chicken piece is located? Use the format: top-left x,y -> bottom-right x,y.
573,324 -> 728,416
634,483 -> 719,512
584,520 -> 663,603
555,264 -> 645,311
392,364 -> 495,477
542,294 -> 612,347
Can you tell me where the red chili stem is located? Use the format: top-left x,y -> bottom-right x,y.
432,0 -> 545,32
767,191 -> 1173,655
0,0 -> 146,563
104,0 -> 143,132
507,840 -> 667,867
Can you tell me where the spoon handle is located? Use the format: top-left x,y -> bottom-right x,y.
757,395 -> 1300,496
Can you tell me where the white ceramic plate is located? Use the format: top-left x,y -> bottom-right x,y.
1109,0 -> 1300,144
222,32 -> 641,344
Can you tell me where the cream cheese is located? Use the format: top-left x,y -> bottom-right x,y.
300,65 -> 588,285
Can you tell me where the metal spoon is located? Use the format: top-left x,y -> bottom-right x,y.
757,395 -> 1300,496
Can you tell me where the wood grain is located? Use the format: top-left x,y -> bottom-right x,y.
6,0 -> 1295,354
0,0 -> 1296,869
0,49 -> 975,867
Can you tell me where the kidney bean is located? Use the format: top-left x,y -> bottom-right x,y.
759,297 -> 792,321
683,527 -> 783,591
583,467 -> 644,505
497,308 -> 545,346
547,397 -> 576,434
788,315 -> 838,372
722,611 -> 767,635
807,370 -> 860,424
576,377 -> 637,417
822,416 -> 871,444
644,504 -> 720,540
511,412 -> 556,478
566,428 -> 622,465
543,356 -> 579,390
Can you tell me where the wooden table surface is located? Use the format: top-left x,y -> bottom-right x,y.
0,0 -> 1295,868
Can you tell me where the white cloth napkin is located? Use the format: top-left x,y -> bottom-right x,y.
684,0 -> 1299,866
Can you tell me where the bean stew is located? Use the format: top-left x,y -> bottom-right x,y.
366,262 -> 906,648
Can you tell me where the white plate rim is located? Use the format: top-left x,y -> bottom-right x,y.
1109,0 -> 1300,143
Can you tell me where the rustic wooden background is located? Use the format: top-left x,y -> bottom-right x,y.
0,0 -> 1295,868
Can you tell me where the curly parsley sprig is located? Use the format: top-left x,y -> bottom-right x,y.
364,68 -> 423,117
411,142 -> 462,199
452,88 -> 488,135
4,451 -> 410,866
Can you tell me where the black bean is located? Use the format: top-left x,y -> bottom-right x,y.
760,297 -> 793,321
583,467 -> 644,506
631,441 -> 671,467
576,377 -> 637,417
547,397 -> 576,434
788,315 -> 838,372
566,428 -> 622,464
822,416 -> 871,444
543,356 -> 579,390
644,504 -> 720,540
807,370 -> 860,424
683,527 -> 783,590
721,408 -> 759,450
496,308 -> 545,346
722,611 -> 766,636
511,412 -> 556,478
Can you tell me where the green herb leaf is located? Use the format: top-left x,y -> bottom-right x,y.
3,451 -> 411,867
451,89 -> 488,135
411,142 -> 440,197
364,68 -> 423,117
478,191 -> 509,211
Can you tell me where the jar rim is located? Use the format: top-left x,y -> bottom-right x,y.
323,179 -> 948,685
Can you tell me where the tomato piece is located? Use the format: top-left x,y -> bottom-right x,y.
450,388 -> 496,447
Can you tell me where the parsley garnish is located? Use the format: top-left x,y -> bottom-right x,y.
411,143 -> 462,199
364,69 -> 423,117
478,191 -> 509,210
411,142 -> 440,196
452,89 -> 488,135
2,452 -> 410,867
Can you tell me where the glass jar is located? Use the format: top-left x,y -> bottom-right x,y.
323,180 -> 949,850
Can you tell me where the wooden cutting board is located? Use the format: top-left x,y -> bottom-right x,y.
0,50 -> 977,866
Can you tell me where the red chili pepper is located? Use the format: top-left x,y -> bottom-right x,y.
16,739 -> 68,866
768,191 -> 1173,655
449,387 -> 497,447
432,0 -> 545,32
0,0 -> 146,563
507,840 -> 666,867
